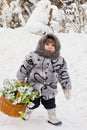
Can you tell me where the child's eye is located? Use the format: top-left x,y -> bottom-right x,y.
45,43 -> 49,45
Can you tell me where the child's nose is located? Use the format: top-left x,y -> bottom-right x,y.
49,45 -> 52,48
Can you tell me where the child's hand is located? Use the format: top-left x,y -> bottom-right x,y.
18,80 -> 24,86
63,88 -> 71,100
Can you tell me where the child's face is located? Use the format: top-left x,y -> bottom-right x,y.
44,38 -> 55,53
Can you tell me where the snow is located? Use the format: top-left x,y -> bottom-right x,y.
0,27 -> 87,130
25,0 -> 52,34
0,0 -> 87,129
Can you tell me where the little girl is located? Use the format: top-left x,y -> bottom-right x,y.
17,33 -> 71,126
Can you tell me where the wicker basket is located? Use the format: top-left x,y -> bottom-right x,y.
0,96 -> 26,117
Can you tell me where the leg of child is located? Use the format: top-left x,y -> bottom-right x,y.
47,108 -> 62,126
23,97 -> 41,120
41,97 -> 62,126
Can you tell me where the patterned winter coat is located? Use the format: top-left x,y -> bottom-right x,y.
17,34 -> 71,100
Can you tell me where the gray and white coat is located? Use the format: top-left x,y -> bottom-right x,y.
17,34 -> 71,100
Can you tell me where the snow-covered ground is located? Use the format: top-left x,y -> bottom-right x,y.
0,28 -> 87,130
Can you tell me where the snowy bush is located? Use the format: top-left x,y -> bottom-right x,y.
0,0 -> 36,28
63,1 -> 87,33
0,0 -> 87,33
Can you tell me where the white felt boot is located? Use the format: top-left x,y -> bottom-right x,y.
47,108 -> 62,126
23,108 -> 33,120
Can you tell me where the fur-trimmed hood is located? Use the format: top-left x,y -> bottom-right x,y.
35,33 -> 61,60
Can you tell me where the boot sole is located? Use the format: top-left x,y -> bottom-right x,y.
48,120 -> 62,126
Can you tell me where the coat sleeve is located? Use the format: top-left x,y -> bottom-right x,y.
16,52 -> 34,81
57,57 -> 72,89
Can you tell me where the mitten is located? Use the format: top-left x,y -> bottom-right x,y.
63,88 -> 71,100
